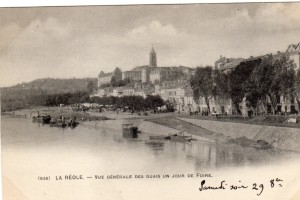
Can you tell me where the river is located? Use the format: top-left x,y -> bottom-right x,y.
2,117 -> 300,200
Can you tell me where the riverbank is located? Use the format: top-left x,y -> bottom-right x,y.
78,116 -> 300,152
145,116 -> 300,152
3,106 -> 300,128
145,117 -> 229,142
175,113 -> 300,129
82,118 -> 214,143
179,118 -> 300,152
2,107 -> 109,121
3,107 -> 300,151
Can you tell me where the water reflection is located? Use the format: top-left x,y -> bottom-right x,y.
145,141 -> 165,151
2,117 -> 299,172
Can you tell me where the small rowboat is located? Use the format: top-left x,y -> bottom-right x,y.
49,122 -> 67,128
149,131 -> 193,142
168,131 -> 192,142
149,135 -> 169,140
169,135 -> 192,142
32,115 -> 51,124
250,140 -> 273,149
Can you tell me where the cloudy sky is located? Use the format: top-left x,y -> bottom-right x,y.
1,3 -> 300,87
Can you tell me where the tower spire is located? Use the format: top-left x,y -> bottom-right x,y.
149,46 -> 157,67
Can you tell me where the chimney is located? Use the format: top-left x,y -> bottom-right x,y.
220,55 -> 222,59
250,56 -> 253,59
277,51 -> 281,54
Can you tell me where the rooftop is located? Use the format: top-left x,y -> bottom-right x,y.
221,58 -> 244,71
286,42 -> 300,52
131,65 -> 149,71
98,72 -> 113,77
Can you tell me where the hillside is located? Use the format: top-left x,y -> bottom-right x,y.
1,78 -> 97,111
2,78 -> 97,94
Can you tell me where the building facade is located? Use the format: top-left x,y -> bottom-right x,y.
121,47 -> 194,84
98,72 -> 113,87
214,55 -> 244,73
98,67 -> 122,88
286,42 -> 300,70
149,67 -> 178,83
122,70 -> 142,81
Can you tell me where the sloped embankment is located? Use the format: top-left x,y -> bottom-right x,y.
146,117 -> 231,143
179,118 -> 300,152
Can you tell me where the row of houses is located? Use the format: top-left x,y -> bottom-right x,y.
215,43 -> 300,72
94,88 -> 150,99
94,78 -> 299,115
212,42 -> 300,115
94,82 -> 154,99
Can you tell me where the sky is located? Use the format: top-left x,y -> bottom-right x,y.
1,2 -> 300,87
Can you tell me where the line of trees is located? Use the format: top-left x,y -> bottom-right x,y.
1,90 -> 90,111
1,86 -> 166,113
190,54 -> 299,115
90,95 -> 165,111
295,70 -> 300,109
45,91 -> 90,106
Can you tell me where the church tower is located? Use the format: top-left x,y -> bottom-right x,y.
149,47 -> 157,67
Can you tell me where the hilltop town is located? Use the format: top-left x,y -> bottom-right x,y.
94,43 -> 300,117
2,42 -> 300,121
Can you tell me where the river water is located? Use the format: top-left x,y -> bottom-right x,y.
2,117 -> 300,200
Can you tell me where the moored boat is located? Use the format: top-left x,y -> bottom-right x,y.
250,140 -> 273,149
49,116 -> 67,128
149,135 -> 169,140
149,132 -> 193,142
68,116 -> 79,128
168,131 -> 192,142
32,115 -> 51,124
122,123 -> 138,138
49,122 -> 67,128
169,134 -> 192,142
68,121 -> 79,128
32,116 -> 43,123
42,115 -> 52,124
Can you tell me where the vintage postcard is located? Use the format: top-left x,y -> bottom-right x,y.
1,2 -> 300,200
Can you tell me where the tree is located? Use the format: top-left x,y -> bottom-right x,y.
100,83 -> 111,89
114,67 -> 122,80
87,81 -> 95,95
294,70 -> 300,112
110,76 -> 117,86
228,59 -> 261,114
190,66 -> 216,113
145,95 -> 164,110
214,69 -> 230,98
251,54 -> 296,114
243,59 -> 266,111
111,75 -> 130,87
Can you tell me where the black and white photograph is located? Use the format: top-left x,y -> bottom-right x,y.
1,1 -> 300,200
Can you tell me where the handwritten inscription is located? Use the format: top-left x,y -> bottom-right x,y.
199,180 -> 226,191
199,178 -> 283,196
